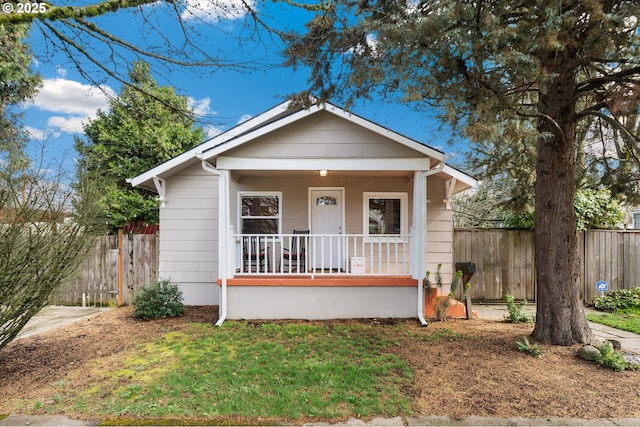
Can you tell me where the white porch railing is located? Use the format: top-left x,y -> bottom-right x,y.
233,233 -> 412,275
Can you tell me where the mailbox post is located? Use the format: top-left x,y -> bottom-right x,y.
455,261 -> 476,320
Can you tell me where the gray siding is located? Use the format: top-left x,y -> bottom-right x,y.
426,177 -> 453,283
227,111 -> 424,159
159,164 -> 219,305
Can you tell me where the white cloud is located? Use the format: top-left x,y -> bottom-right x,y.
349,33 -> 377,56
205,125 -> 223,138
28,78 -> 114,116
180,0 -> 256,23
237,114 -> 252,124
24,78 -> 115,134
188,96 -> 222,137
55,66 -> 67,77
25,126 -> 61,141
188,96 -> 216,117
46,115 -> 88,134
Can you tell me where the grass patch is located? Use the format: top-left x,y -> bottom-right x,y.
587,308 -> 640,335
45,321 -> 418,422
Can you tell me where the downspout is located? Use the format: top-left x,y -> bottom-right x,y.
199,158 -> 229,327
415,160 -> 446,326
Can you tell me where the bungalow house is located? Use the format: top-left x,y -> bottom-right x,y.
129,100 -> 476,325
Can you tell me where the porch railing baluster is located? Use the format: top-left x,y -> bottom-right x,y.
234,233 -> 411,276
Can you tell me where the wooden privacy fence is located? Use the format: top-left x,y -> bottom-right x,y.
453,228 -> 640,304
49,232 -> 159,306
454,228 -> 535,302
50,228 -> 640,306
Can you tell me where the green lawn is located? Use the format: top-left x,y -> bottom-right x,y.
587,308 -> 640,335
29,321 -> 440,423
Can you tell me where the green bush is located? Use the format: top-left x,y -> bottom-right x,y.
515,335 -> 542,357
596,341 -> 638,372
132,279 -> 185,320
504,294 -> 535,323
594,287 -> 640,313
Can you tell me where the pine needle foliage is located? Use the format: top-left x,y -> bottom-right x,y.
285,0 -> 640,345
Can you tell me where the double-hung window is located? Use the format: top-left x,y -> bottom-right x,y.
239,192 -> 281,235
363,192 -> 408,238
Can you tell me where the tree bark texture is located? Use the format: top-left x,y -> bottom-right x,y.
532,68 -> 594,345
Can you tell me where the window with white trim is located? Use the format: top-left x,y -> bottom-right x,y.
634,212 -> 640,229
363,192 -> 408,236
239,192 -> 281,234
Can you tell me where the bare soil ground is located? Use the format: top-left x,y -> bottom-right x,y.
0,306 -> 639,421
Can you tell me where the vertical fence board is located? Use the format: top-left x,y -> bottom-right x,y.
453,228 -> 536,302
454,229 -> 640,304
51,233 -> 159,306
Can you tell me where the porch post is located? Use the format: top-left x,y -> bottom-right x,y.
414,162 -> 445,326
412,171 -> 427,280
413,171 -> 428,325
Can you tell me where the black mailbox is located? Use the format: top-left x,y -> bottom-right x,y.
455,261 -> 476,276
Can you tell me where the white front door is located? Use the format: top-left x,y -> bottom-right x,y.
310,188 -> 344,270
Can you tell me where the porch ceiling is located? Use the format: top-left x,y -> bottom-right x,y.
232,170 -> 415,179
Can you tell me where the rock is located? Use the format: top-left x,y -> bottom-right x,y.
577,345 -> 601,362
607,339 -> 622,350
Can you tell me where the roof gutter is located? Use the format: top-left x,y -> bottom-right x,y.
416,160 -> 446,326
199,157 -> 229,327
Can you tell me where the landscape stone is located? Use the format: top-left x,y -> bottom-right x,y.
577,345 -> 601,362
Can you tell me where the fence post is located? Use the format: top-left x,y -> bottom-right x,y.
117,228 -> 123,306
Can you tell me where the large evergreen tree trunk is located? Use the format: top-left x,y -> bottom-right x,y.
532,66 -> 593,345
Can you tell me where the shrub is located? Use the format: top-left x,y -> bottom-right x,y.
504,294 -> 535,323
132,279 -> 185,320
515,335 -> 542,357
593,287 -> 640,313
596,341 -> 638,372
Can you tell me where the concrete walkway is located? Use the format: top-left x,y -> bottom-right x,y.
16,306 -> 111,340
473,303 -> 640,359
3,413 -> 640,426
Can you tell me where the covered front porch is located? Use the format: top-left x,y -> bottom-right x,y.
211,165 -> 448,323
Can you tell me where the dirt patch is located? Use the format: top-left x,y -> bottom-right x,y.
0,306 -> 638,420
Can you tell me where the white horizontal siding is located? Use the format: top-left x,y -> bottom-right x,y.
227,112 -> 423,160
426,177 -> 453,282
159,165 -> 219,305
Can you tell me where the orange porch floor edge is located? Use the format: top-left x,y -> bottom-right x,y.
217,275 -> 418,287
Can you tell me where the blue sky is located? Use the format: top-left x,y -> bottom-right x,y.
18,0 -> 468,175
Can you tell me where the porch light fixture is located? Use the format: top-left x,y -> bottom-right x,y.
319,169 -> 328,177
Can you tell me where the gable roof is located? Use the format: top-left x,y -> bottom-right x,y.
129,100 -> 476,191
